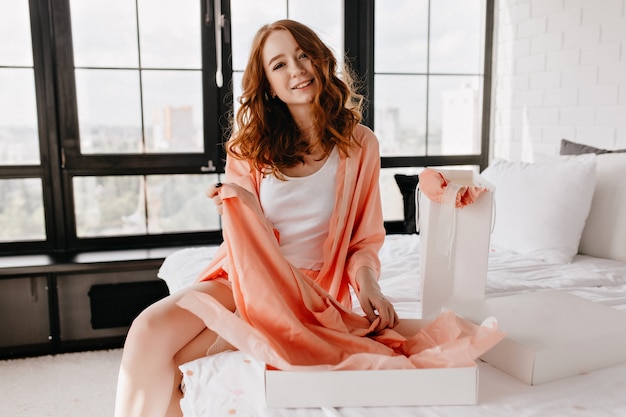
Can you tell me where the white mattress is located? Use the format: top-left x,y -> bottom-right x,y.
158,234 -> 626,417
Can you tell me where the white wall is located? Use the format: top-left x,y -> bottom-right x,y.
491,0 -> 626,162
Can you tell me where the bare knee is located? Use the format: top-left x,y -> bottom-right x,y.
122,296 -> 188,361
125,304 -> 160,345
122,305 -> 163,363
122,280 -> 235,364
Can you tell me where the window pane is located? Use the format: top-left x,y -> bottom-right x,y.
0,179 -> 46,242
74,174 -> 220,237
146,174 -> 220,233
375,0 -> 428,74
75,69 -> 143,154
70,0 -> 139,68
429,0 -> 485,74
74,176 -> 146,237
0,69 -> 40,164
0,0 -> 33,66
374,74 -> 427,157
230,0 -> 286,71
142,70 -> 203,153
428,75 -> 483,155
138,0 -> 201,69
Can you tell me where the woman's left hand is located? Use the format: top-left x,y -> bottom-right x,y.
355,267 -> 399,333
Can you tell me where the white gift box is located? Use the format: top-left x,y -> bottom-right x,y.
264,345 -> 478,408
450,290 -> 626,385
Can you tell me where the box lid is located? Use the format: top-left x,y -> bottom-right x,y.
451,290 -> 626,384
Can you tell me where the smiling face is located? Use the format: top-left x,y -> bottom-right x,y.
262,29 -> 317,114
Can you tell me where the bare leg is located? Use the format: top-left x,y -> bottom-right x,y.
114,280 -> 235,417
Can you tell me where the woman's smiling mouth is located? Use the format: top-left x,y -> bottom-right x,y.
292,79 -> 314,89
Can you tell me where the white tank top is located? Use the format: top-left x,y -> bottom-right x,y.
260,147 -> 339,270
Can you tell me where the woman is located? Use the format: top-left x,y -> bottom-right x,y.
114,19 -> 398,417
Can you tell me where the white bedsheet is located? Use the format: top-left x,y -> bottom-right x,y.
158,234 -> 626,417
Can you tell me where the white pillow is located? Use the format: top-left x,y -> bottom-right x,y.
579,152 -> 626,262
481,155 -> 597,263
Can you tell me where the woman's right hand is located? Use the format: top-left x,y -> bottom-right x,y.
206,182 -> 224,215
206,182 -> 261,216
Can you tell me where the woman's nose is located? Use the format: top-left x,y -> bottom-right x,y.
291,61 -> 305,76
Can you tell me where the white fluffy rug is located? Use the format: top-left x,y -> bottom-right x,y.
0,349 -> 122,417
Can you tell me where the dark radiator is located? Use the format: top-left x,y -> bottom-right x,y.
88,280 -> 169,329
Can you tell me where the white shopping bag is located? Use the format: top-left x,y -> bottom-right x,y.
418,169 -> 494,319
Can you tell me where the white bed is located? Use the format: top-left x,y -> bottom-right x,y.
159,234 -> 626,417
158,147 -> 626,417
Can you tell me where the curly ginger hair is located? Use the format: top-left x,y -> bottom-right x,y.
226,19 -> 364,178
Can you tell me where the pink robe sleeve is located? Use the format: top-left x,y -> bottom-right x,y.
195,153 -> 268,283
343,126 -> 386,292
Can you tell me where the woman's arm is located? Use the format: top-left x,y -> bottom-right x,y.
346,126 -> 398,331
344,126 -> 387,284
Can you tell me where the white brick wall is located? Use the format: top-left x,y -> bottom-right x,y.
491,0 -> 626,161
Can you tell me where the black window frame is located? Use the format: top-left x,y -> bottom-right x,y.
53,0 -> 232,253
0,0 -> 61,255
345,0 -> 494,171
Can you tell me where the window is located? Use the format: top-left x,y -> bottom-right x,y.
0,0 -> 492,256
0,1 -> 47,248
369,0 -> 493,225
375,0 -> 487,157
0,0 -> 230,255
57,0 -> 226,252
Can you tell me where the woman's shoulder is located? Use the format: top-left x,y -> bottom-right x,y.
352,124 -> 378,146
341,124 -> 380,163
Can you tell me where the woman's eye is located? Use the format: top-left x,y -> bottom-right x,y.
272,62 -> 285,71
299,53 -> 308,59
